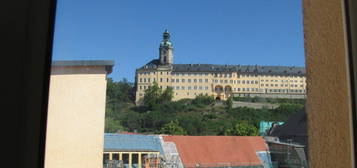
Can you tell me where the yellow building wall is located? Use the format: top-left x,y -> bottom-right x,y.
45,66 -> 108,168
136,70 -> 306,103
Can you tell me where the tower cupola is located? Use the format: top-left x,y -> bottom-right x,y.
159,29 -> 174,65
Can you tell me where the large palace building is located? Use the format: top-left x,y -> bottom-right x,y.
135,30 -> 306,104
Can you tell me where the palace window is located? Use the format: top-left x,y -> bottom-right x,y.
194,79 -> 197,83
176,79 -> 179,83
242,80 -> 245,84
205,79 -> 208,83
181,86 -> 185,90
182,79 -> 185,82
188,79 -> 191,83
160,78 -> 163,82
199,86 -> 202,90
194,86 -> 197,90
199,79 -> 202,83
224,80 -> 227,83
247,81 -> 250,84
176,86 -> 180,90
171,79 -> 175,82
205,86 -> 208,90
188,86 -> 192,90
261,84 -> 264,87
140,78 -> 142,83
139,86 -> 142,90
148,78 -> 151,83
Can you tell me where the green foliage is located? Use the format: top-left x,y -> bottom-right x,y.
224,121 -> 258,136
143,82 -> 174,110
191,94 -> 215,107
160,120 -> 187,135
232,96 -> 306,105
105,117 -> 125,133
226,97 -> 233,110
104,78 -> 305,135
143,82 -> 162,110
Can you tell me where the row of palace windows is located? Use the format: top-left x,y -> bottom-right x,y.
232,88 -> 306,93
172,86 -> 209,91
261,79 -> 305,83
138,77 -> 306,85
139,71 -> 304,79
171,78 -> 209,83
260,84 -> 304,87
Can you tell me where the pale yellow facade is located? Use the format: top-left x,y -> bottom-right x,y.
45,61 -> 113,168
135,70 -> 306,103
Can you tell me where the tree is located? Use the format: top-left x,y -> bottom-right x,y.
226,97 -> 233,110
224,121 -> 258,136
160,120 -> 187,135
160,86 -> 174,103
105,117 -> 125,133
143,82 -> 162,109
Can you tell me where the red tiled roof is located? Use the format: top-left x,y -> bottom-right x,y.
163,136 -> 267,167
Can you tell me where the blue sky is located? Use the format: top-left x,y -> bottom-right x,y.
52,0 -> 304,82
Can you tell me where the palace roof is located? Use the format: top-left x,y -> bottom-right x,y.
137,59 -> 305,76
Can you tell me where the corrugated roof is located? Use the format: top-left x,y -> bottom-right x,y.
136,59 -> 305,76
104,133 -> 164,154
163,136 -> 268,167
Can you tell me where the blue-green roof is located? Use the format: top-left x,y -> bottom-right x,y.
259,121 -> 284,135
104,133 -> 164,154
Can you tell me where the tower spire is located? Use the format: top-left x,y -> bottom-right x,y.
159,29 -> 174,65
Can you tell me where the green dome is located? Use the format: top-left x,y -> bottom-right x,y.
160,41 -> 172,47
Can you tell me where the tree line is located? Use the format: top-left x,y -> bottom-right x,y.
105,78 -> 305,136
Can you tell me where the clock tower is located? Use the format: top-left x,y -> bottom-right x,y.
159,29 -> 174,65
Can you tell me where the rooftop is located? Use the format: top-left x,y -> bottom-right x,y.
137,59 -> 305,76
52,60 -> 115,73
162,135 -> 268,167
104,133 -> 164,154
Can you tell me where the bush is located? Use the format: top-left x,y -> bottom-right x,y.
192,94 -> 215,107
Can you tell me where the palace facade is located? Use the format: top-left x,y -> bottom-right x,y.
135,30 -> 306,104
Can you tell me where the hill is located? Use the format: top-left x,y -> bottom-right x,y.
105,78 -> 305,136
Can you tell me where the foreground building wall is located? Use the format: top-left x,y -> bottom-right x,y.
45,61 -> 113,168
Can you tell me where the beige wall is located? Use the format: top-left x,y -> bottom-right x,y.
45,66 -> 108,168
304,0 -> 355,167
